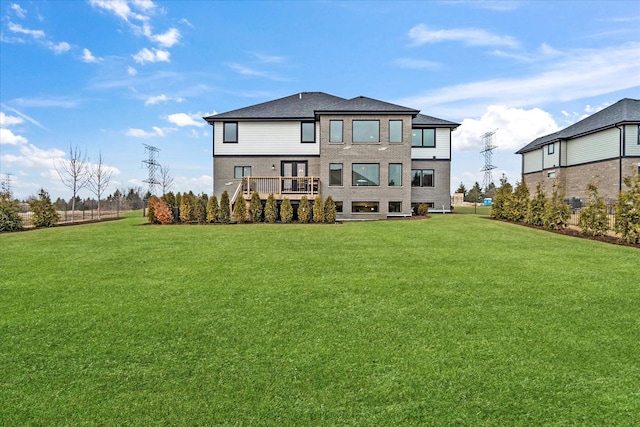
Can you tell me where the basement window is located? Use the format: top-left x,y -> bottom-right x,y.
547,171 -> 556,178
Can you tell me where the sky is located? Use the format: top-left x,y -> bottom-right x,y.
1,0 -> 639,201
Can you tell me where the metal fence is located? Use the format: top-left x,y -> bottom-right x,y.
566,199 -> 617,231
18,200 -> 138,228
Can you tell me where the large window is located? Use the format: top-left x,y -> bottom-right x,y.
352,201 -> 379,213
234,166 -> 251,179
352,163 -> 380,186
389,120 -> 403,143
224,122 -> 238,143
353,120 -> 380,143
411,128 -> 435,147
329,163 -> 343,186
411,169 -> 434,187
388,163 -> 402,186
301,122 -> 315,143
388,201 -> 402,213
548,143 -> 555,154
330,120 -> 343,143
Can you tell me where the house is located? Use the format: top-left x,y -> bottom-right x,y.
516,98 -> 640,201
203,92 -> 459,220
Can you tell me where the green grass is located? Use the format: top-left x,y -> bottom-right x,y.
1,213 -> 639,425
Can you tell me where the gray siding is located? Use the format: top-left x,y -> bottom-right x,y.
411,128 -> 451,160
566,128 -> 619,165
523,149 -> 543,173
625,124 -> 640,156
213,121 -> 320,156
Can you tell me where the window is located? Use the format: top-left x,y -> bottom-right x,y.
547,171 -> 556,178
352,163 -> 380,186
411,169 -> 434,187
389,120 -> 403,143
329,163 -> 343,186
411,128 -> 435,147
301,122 -> 315,143
224,122 -> 238,143
388,163 -> 402,186
330,120 -> 343,143
388,201 -> 402,213
234,166 -> 251,179
548,143 -> 555,154
352,201 -> 379,213
353,120 -> 380,143
335,201 -> 343,213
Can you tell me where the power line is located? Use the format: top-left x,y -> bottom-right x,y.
480,129 -> 498,191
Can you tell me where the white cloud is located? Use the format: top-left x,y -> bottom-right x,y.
392,58 -> 440,70
132,47 -> 170,64
81,48 -> 101,63
454,105 -> 560,152
227,63 -> 288,81
8,22 -> 45,38
0,143 -> 65,168
89,0 -> 148,23
49,41 -> 71,54
408,24 -> 519,48
144,94 -> 184,106
166,113 -> 205,127
0,112 -> 24,127
145,25 -> 180,47
125,126 -> 174,138
11,3 -> 27,18
0,128 -> 28,145
127,66 -> 138,75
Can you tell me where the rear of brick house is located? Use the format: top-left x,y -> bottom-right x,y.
516,98 -> 640,201
204,92 -> 459,220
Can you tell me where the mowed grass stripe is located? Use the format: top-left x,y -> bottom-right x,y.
1,213 -> 638,425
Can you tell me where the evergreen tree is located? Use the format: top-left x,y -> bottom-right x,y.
528,182 -> 547,226
313,194 -> 324,223
180,194 -> 194,223
147,196 -> 159,223
491,176 -> 513,220
249,191 -> 263,223
218,191 -> 231,224
455,182 -> 467,197
544,179 -> 570,230
29,188 -> 59,227
324,196 -> 336,223
280,197 -> 293,224
206,195 -> 219,223
510,179 -> 530,223
264,193 -> 278,223
578,182 -> 610,236
233,194 -> 247,223
298,196 -> 311,224
0,191 -> 23,232
150,197 -> 174,224
614,173 -> 640,244
466,181 -> 483,203
194,196 -> 207,224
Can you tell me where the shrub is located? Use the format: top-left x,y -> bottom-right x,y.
527,182 -> 547,226
233,194 -> 247,224
298,196 -> 311,224
147,196 -> 159,223
29,188 -> 59,227
544,179 -> 570,230
614,173 -> 640,244
180,194 -> 194,223
324,196 -> 336,224
313,194 -> 324,223
206,195 -> 219,224
264,193 -> 278,223
162,192 -> 176,209
0,192 -> 23,232
416,203 -> 429,217
194,196 -> 207,224
280,198 -> 293,224
578,182 -> 609,236
249,191 -> 263,223
151,197 -> 174,224
491,176 -> 513,220
218,191 -> 231,224
509,180 -> 530,222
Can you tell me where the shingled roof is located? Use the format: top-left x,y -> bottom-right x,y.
203,92 -> 458,128
516,98 -> 640,154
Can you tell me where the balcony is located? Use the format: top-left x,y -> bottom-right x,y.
238,176 -> 320,200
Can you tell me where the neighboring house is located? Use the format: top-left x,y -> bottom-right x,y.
203,92 -> 459,220
516,98 -> 640,201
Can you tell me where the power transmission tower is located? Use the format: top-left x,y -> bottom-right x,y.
2,173 -> 14,195
480,129 -> 498,192
142,144 -> 161,196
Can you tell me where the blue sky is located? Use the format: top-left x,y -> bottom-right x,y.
1,0 -> 639,200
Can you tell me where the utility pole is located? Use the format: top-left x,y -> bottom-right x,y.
480,129 -> 498,194
142,144 -> 161,197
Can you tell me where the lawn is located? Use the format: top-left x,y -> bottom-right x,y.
1,213 -> 639,425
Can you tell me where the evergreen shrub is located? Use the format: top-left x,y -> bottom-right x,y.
264,193 -> 278,223
298,196 -> 310,224
280,198 -> 293,224
206,195 -> 219,223
578,182 -> 609,236
313,195 -> 324,223
0,192 -> 23,232
249,191 -> 262,223
219,191 -> 231,224
324,196 -> 336,223
29,188 -> 59,227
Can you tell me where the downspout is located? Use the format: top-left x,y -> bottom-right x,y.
617,124 -> 624,193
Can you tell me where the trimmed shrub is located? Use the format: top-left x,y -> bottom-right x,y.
313,194 -> 324,223
578,182 -> 609,236
324,196 -> 336,223
280,198 -> 293,224
194,196 -> 207,224
218,191 -> 231,224
162,192 -> 176,209
29,188 -> 59,227
614,173 -> 640,244
491,177 -> 513,220
151,197 -> 174,224
0,192 -> 23,232
233,195 -> 247,224
147,196 -> 159,223
298,196 -> 311,224
180,194 -> 194,223
249,191 -> 263,223
206,195 -> 219,223
544,179 -> 570,230
509,180 -> 530,222
416,203 -> 429,217
264,193 -> 278,223
527,182 -> 547,226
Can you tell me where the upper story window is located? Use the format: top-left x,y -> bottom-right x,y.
224,122 -> 238,143
412,128 -> 435,147
352,163 -> 380,186
353,120 -> 380,143
329,163 -> 343,186
411,169 -> 434,187
234,166 -> 251,179
548,143 -> 555,154
301,122 -> 315,143
330,120 -> 343,143
388,163 -> 402,186
389,120 -> 403,143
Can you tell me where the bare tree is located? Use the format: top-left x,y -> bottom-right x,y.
87,151 -> 113,220
55,145 -> 90,222
159,164 -> 174,195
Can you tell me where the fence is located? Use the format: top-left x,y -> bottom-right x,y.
566,199 -> 617,231
18,200 -> 138,228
